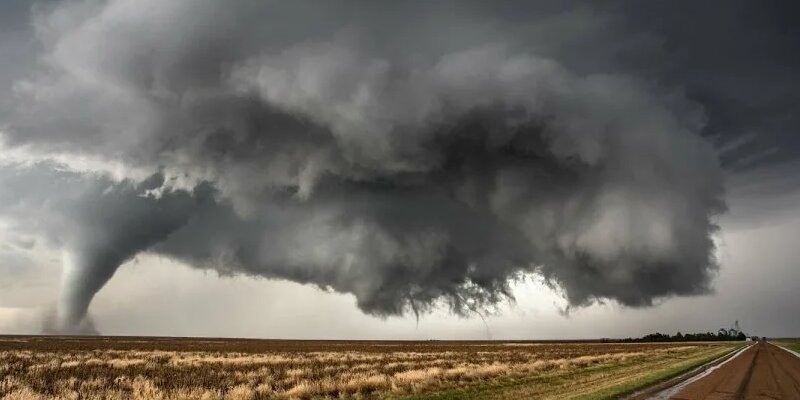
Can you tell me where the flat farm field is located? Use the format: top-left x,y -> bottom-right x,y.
0,336 -> 740,400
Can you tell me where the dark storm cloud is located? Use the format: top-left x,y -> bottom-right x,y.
0,0 -> 794,331
608,1 -> 800,171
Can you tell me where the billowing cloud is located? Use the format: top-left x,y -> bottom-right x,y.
5,0 -> 783,332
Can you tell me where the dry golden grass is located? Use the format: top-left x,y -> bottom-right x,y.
0,336 -> 732,399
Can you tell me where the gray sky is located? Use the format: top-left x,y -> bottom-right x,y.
1,0 -> 799,339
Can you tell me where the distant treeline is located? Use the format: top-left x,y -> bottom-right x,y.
621,331 -> 748,342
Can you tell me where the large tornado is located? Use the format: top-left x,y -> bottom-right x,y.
48,174 -> 198,332
57,249 -> 123,332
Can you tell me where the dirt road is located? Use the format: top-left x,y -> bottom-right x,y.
669,342 -> 800,399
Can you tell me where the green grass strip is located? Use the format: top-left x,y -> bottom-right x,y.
784,344 -> 800,353
396,345 -> 741,400
574,345 -> 741,400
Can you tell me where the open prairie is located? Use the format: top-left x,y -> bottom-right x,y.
0,336 -> 741,400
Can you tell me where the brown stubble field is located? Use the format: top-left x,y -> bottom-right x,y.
0,336 -> 740,400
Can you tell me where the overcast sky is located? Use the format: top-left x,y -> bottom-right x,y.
1,0 -> 799,339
